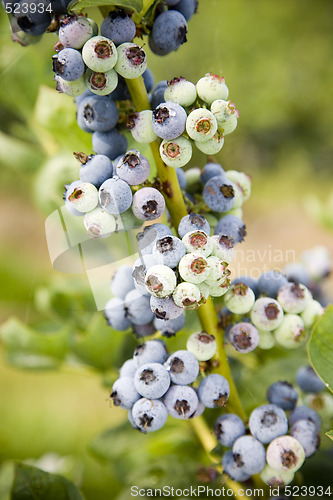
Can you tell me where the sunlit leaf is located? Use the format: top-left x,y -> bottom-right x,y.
308,305 -> 333,394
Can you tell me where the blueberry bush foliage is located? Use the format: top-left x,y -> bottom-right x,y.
0,1 -> 333,500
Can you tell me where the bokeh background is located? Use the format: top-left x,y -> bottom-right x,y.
0,0 -> 332,498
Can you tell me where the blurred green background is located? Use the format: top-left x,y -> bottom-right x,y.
0,0 -> 333,498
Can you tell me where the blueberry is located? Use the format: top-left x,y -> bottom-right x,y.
59,16 -> 96,49
214,215 -> 246,244
132,322 -> 156,338
134,362 -> 170,399
186,108 -> 218,142
153,314 -> 186,337
186,331 -> 217,361
203,176 -> 236,213
119,358 -> 138,378
100,10 -> 136,45
289,405 -> 321,431
210,235 -> 234,263
176,168 -> 187,190
115,150 -> 150,185
124,289 -> 154,325
133,339 -> 168,366
267,381 -> 298,411
211,103 -> 238,135
229,322 -> 259,353
115,43 -> 147,79
194,130 -> 225,155
249,404 -> 288,444
258,270 -> 289,298
182,231 -> 213,257
222,450 -> 251,482
83,207 -> 116,238
150,296 -> 183,320
163,385 -> 198,419
208,279 -> 231,298
110,377 -> 140,409
150,81 -> 168,109
78,153 -> 114,187
171,0 -> 198,20
108,75 -> 131,100
290,419 -> 320,457
85,68 -> 118,96
110,265 -> 135,299
250,297 -> 284,332
196,73 -> 229,105
66,181 -> 98,213
99,177 -> 133,214
164,350 -> 199,385
77,95 -> 119,133
132,187 -> 166,221
225,170 -> 251,203
159,136 -> 192,168
232,435 -> 266,475
178,213 -> 210,239
283,262 -> 311,287
132,254 -> 158,295
104,297 -> 131,330
164,77 -> 197,107
260,464 -> 294,488
296,366 -> 325,393
55,75 -> 86,97
200,162 -> 225,184
232,276 -> 259,298
143,68 -> 155,93
128,110 -> 157,144
82,36 -> 118,72
153,235 -> 186,268
277,282 -> 312,314
266,435 -> 305,473
205,256 -> 231,287
145,264 -> 177,298
92,129 -> 128,160
198,373 -> 230,408
172,282 -> 201,309
274,314 -> 306,349
300,299 -> 324,328
214,414 -> 245,447
13,0 -> 51,35
178,253 -> 210,284
149,11 -> 187,56
136,223 -> 173,256
53,48 -> 84,82
211,99 -> 237,127
132,398 -> 168,432
224,283 -> 255,314
152,101 -> 187,140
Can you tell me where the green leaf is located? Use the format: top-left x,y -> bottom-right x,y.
308,305 -> 333,394
11,463 -> 83,500
326,430 -> 333,441
67,0 -> 142,14
0,318 -> 68,369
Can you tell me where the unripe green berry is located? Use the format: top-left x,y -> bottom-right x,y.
85,68 -> 118,95
260,464 -> 294,487
274,314 -> 307,349
172,282 -> 201,309
204,256 -> 231,286
194,129 -> 224,154
224,282 -> 255,314
83,207 -> 116,238
178,253 -> 210,284
209,278 -> 230,297
82,36 -> 118,72
160,136 -> 192,168
196,73 -> 229,105
266,435 -> 305,473
186,331 -> 217,361
258,330 -> 276,350
211,235 -> 234,263
145,265 -> 177,298
210,99 -> 237,123
55,75 -> 86,97
300,299 -> 324,328
225,170 -> 251,202
128,110 -> 158,143
251,298 -> 284,332
219,114 -> 238,135
164,77 -> 197,107
67,182 -> 98,213
277,282 -> 312,314
115,43 -> 147,78
182,230 -> 213,257
186,108 -> 218,142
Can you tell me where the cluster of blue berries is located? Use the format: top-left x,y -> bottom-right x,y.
218,377 -> 323,486
110,337 -> 231,433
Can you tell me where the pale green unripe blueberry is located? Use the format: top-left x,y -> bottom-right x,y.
164,77 -> 197,107
67,182 -> 98,213
196,73 -> 229,105
178,253 -> 210,284
184,167 -> 200,193
211,235 -> 234,263
224,282 -> 256,315
230,180 -> 244,209
219,114 -> 238,135
258,330 -> 276,350
186,331 -> 217,361
173,282 -> 201,309
209,279 -> 230,297
260,464 -> 294,487
197,282 -> 210,304
300,299 -> 324,328
182,230 -> 213,257
210,99 -> 237,123
225,170 -> 252,202
304,393 -> 333,420
115,43 -> 147,78
85,68 -> 118,95
83,207 -> 116,238
145,265 -> 177,298
205,256 -> 231,286
223,207 -> 243,219
194,129 -> 224,154
274,314 -> 307,349
160,136 -> 192,168
128,110 -> 158,143
82,36 -> 118,72
277,282 -> 312,314
251,297 -> 284,332
55,75 -> 86,97
186,108 -> 218,142
266,435 -> 305,473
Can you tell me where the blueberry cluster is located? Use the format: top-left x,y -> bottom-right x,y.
219,272 -> 324,354
110,338 -> 230,433
217,379 -> 322,485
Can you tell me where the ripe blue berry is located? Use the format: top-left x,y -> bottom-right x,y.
119,358 -> 138,378
176,168 -> 187,190
111,377 -> 140,409
296,366 -> 325,393
110,265 -> 135,299
115,43 -> 147,78
200,162 -> 225,184
289,405 -> 321,431
203,176 -> 236,213
150,295 -> 183,321
163,385 -> 198,419
222,450 -> 250,482
136,223 -> 173,256
133,339 -> 168,366
150,80 -> 168,109
53,48 -> 84,82
171,0 -> 197,20
258,270 -> 289,298
152,235 -> 186,268
132,254 -> 158,295
152,101 -> 187,140
165,350 -> 199,385
153,314 -> 186,337
290,419 -> 320,457
77,95 -> 119,133
266,435 -> 305,473
13,0 -> 51,35
249,404 -> 288,444
267,381 -> 298,411
186,331 -> 217,361
100,10 -> 136,45
196,73 -> 229,105
214,414 -> 245,447
78,153 -> 114,187
145,265 -> 177,298
229,322 -> 259,353
92,129 -> 128,160
99,177 -> 133,214
251,297 -> 284,331
198,374 -> 230,408
134,362 -> 170,399
115,150 -> 150,185
214,215 -> 246,244
149,11 -> 187,56
59,16 -> 97,49
132,398 -> 168,432
132,322 -> 156,338
232,435 -> 266,475
124,289 -> 154,325
132,187 -> 166,221
104,297 -> 131,330
159,136 -> 192,168
178,213 -> 210,239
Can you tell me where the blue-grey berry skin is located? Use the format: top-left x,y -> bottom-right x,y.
289,406 -> 321,431
163,385 -> 198,419
214,215 -> 246,244
132,187 -> 166,221
232,436 -> 266,476
104,297 -> 131,330
75,88 -> 94,106
76,110 -> 93,133
198,374 -> 230,408
110,265 -> 135,299
99,177 -> 132,214
149,11 -> 187,56
132,254 -> 158,296
249,404 -> 288,444
53,48 -> 84,81
214,414 -> 245,447
283,262 -> 311,288
115,150 -> 150,185
153,314 -> 186,337
132,322 -> 156,338
290,419 -> 320,457
267,381 -> 298,411
258,270 -> 289,299
222,451 -> 251,482
79,154 -> 113,188
136,223 -> 173,256
124,289 -> 154,325
229,322 -> 259,353
14,0 -> 51,35
108,75 -> 131,100
92,129 -> 128,159
150,81 -> 168,109
59,16 -> 96,49
77,95 -> 119,133
203,176 -> 236,213
152,101 -> 187,140
164,350 -> 199,385
119,358 -> 138,378
143,68 -> 154,93
133,339 -> 168,366
178,213 -> 211,239
111,377 -> 140,409
100,11 -> 136,45
200,162 -> 225,184
176,168 -> 186,190
132,398 -> 168,432
232,276 -> 259,298
134,362 -> 170,399
171,0 -> 197,20
296,365 -> 325,393
153,235 -> 186,268
150,296 -> 183,321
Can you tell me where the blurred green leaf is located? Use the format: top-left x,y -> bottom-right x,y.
0,462 -> 14,500
0,131 -> 44,171
0,318 -> 68,369
308,305 -> 333,394
326,430 -> 333,441
11,463 -> 83,500
68,0 -> 142,13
